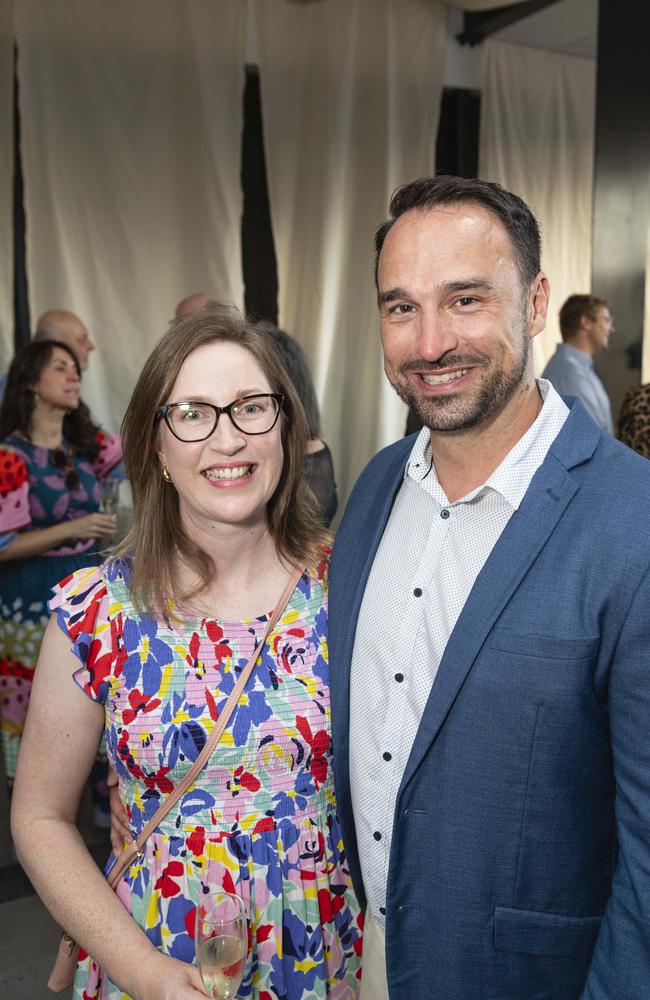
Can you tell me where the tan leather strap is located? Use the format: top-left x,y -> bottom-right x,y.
107,564 -> 306,889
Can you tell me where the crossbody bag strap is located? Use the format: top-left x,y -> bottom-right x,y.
107,563 -> 306,889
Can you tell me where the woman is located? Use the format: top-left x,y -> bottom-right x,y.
0,340 -> 119,805
11,307 -> 362,1000
256,322 -> 338,527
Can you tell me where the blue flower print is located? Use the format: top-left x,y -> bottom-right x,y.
122,616 -> 173,693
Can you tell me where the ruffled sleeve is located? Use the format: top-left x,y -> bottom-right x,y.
0,446 -> 31,550
49,565 -> 113,704
93,431 -> 125,481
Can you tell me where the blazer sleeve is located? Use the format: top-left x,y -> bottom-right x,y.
580,562 -> 650,997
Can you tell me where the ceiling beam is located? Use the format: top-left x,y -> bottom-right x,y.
456,0 -> 563,46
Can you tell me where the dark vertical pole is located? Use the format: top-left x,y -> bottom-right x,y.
241,67 -> 278,325
592,0 -> 650,423
13,44 -> 30,350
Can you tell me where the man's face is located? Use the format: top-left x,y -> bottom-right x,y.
585,306 -> 613,355
377,202 -> 544,433
61,316 -> 95,371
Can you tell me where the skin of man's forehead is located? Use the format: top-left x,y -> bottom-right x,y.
378,203 -> 521,296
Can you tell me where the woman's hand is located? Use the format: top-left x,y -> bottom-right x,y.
131,951 -> 208,1000
106,766 -> 131,853
66,512 -> 117,540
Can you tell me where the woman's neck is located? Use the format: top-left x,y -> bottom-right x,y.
175,511 -> 291,620
28,403 -> 66,449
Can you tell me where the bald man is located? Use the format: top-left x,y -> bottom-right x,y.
174,292 -> 218,321
34,310 -> 95,371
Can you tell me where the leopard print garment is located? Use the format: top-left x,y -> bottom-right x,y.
618,383 -> 650,459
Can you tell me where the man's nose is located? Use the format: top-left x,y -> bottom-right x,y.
415,310 -> 458,361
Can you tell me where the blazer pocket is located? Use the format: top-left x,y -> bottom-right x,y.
488,629 -> 599,661
494,906 -> 602,957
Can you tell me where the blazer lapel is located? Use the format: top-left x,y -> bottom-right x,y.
398,452 -> 581,796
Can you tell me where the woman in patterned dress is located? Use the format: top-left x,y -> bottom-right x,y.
0,340 -> 120,803
11,306 -> 362,1000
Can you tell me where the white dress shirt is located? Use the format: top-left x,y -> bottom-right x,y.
348,379 -> 569,940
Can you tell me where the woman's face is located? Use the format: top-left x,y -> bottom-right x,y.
157,341 -> 284,535
32,347 -> 81,411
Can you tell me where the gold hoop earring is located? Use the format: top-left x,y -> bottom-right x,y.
162,465 -> 172,483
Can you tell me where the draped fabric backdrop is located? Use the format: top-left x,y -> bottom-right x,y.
479,39 -> 596,372
0,0 -> 13,369
15,0 -> 246,433
254,0 -> 446,506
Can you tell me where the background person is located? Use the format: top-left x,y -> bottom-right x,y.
11,307 -> 362,1000
541,293 -> 614,433
257,321 -> 338,526
0,340 -> 118,810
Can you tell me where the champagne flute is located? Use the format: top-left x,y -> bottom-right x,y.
100,478 -> 120,515
196,892 -> 247,1000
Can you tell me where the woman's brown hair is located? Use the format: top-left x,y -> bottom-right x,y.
117,304 -> 328,612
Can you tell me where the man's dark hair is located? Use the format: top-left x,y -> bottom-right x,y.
374,175 -> 542,293
559,294 -> 609,341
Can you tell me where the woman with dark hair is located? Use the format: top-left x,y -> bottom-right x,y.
0,340 -> 120,803
256,322 -> 338,527
11,307 -> 361,1000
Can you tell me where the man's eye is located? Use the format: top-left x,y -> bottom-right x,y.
389,303 -> 414,315
456,296 -> 478,307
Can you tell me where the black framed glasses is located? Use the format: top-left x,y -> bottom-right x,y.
157,393 -> 284,442
51,448 -> 81,491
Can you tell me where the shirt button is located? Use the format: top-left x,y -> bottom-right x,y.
382,751 -> 392,761
440,508 -> 450,519
394,673 -> 404,683
373,831 -> 382,841
379,906 -> 386,916
413,587 -> 422,597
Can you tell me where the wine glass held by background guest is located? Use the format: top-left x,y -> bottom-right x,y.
256,322 -> 338,527
11,307 -> 362,1000
0,340 -> 119,802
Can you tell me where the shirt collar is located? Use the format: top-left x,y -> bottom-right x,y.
405,379 -> 569,510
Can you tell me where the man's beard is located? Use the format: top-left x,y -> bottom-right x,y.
389,334 -> 531,433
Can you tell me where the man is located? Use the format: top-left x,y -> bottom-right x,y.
34,309 -> 96,371
542,295 -> 614,433
0,309 -> 95,401
174,291 -> 217,321
330,176 -> 650,999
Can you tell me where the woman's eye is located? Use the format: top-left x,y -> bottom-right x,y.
241,403 -> 262,415
180,408 -> 203,422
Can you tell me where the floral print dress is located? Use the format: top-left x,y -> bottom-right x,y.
0,433 -> 122,796
50,555 -> 362,1000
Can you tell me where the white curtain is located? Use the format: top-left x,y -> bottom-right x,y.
0,0 -> 13,370
254,0 -> 446,506
15,0 -> 246,432
479,39 -> 596,371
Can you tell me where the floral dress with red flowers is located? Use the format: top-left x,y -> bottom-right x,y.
50,555 -> 362,1000
0,433 -> 122,796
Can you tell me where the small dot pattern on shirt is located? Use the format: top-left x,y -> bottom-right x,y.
348,380 -> 570,931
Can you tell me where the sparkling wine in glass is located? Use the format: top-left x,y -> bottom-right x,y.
196,892 -> 247,1000
100,478 -> 120,515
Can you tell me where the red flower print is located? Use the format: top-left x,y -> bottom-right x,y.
0,450 -> 27,496
296,715 -> 331,788
122,688 -> 162,725
184,904 -> 197,940
187,827 -> 206,858
205,687 -> 219,721
256,924 -> 274,944
222,869 -> 237,896
154,860 -> 184,898
227,765 -> 261,796
143,765 -> 174,794
85,639 -> 114,700
206,620 -> 233,663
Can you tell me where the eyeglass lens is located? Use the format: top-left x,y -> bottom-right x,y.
166,395 -> 280,441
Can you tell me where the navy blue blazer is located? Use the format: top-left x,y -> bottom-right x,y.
330,400 -> 650,1000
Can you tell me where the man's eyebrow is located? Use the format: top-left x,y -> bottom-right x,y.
440,279 -> 495,295
377,287 -> 414,307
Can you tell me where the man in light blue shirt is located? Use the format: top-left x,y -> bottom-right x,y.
542,293 -> 614,433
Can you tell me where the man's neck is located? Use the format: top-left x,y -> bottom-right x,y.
428,376 -> 543,503
564,334 -> 593,358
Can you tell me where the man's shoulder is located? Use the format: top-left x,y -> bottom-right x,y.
350,434 -> 416,496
